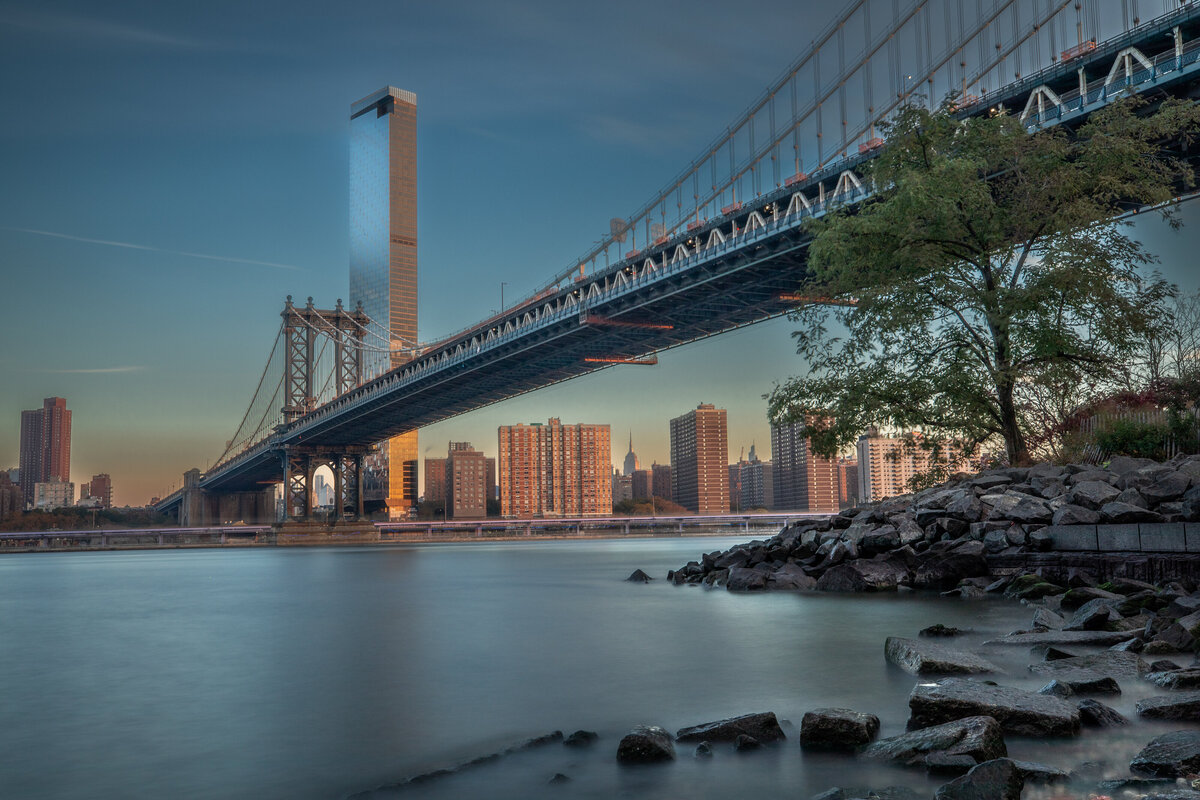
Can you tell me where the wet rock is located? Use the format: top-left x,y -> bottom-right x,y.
1137,692 -> 1200,721
1031,607 -> 1066,630
1145,668 -> 1200,690
1096,777 -> 1174,793
924,753 -> 980,775
626,569 -> 653,582
616,725 -> 675,763
1011,759 -> 1071,783
563,730 -> 598,747
983,630 -> 1136,647
1150,659 -> 1185,672
1028,651 -> 1148,679
861,716 -> 1007,768
1037,680 -> 1073,699
547,773 -> 571,784
885,637 -> 999,676
934,757 -> 1024,800
1078,698 -> 1128,727
1060,586 -> 1123,610
733,734 -> 760,752
1063,601 -> 1118,632
810,789 -> 844,800
1131,731 -> 1200,777
767,563 -> 817,590
913,549 -> 991,591
676,711 -> 785,744
693,741 -> 712,759
725,567 -> 768,592
908,678 -> 1080,737
1034,645 -> 1079,661
816,559 -> 906,592
799,707 -> 880,750
921,624 -> 967,637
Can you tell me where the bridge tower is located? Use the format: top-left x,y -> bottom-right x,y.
278,296 -> 371,523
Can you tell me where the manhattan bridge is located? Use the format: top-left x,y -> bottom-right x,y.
157,0 -> 1200,525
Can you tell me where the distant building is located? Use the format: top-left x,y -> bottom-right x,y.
0,472 -> 23,521
79,473 -> 113,509
34,479 -> 74,511
350,86 -> 419,517
424,457 -> 447,504
730,443 -> 773,511
670,404 -> 728,514
498,419 -> 611,518
651,463 -> 672,502
622,433 -> 640,476
856,430 -> 968,501
446,442 -> 489,519
771,417 -> 838,513
837,458 -> 859,508
631,469 -> 653,501
19,397 -> 71,505
612,470 -> 633,504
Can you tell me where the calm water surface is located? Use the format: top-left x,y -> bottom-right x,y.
0,537 -> 1182,799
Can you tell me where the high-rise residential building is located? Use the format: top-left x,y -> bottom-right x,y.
79,473 -> 113,509
18,397 -> 71,503
730,443 -> 773,511
612,470 -> 633,504
622,433 -> 640,476
771,416 -> 839,512
651,463 -> 672,502
446,442 -> 489,519
498,419 -> 611,518
669,404 -> 728,514
350,86 -> 419,518
34,479 -> 74,511
631,469 -> 653,501
856,430 -> 968,501
424,457 -> 447,504
837,458 -> 859,508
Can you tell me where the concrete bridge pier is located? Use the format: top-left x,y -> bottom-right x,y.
179,469 -> 277,526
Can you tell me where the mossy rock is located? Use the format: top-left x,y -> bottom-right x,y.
1014,582 -> 1066,600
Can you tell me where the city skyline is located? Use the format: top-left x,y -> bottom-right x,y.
3,1 -> 1200,506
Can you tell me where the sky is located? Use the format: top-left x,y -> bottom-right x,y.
1,0 -> 1198,506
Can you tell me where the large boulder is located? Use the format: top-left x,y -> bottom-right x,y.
861,716 -> 1007,768
1027,650 -> 1148,679
908,679 -> 1080,737
934,758 -> 1024,800
912,548 -> 990,590
799,707 -> 880,750
986,492 -> 1052,524
1131,731 -> 1200,777
1078,698 -> 1128,727
1067,480 -> 1121,510
1143,471 -> 1193,504
816,559 -> 906,592
1136,692 -> 1200,721
983,630 -> 1137,648
1051,504 -> 1101,525
675,711 -> 785,744
1100,501 -> 1165,524
766,563 -> 816,590
1145,668 -> 1200,690
885,637 -> 1000,676
616,725 -> 675,763
725,567 -> 769,592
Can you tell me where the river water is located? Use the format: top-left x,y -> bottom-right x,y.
0,537 -> 1188,799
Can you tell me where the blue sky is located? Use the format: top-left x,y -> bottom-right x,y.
1,0 -> 1198,505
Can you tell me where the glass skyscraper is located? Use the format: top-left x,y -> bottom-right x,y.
350,86 -> 419,516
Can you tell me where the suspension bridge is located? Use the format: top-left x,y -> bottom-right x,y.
156,0 -> 1200,526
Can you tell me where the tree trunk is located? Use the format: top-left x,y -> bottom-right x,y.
996,378 -> 1030,466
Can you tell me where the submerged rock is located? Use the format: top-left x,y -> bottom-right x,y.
616,725 -> 675,763
675,711 -> 785,744
920,624 -> 967,637
626,569 -> 653,582
1078,698 -> 1128,727
1131,731 -> 1200,777
908,679 -> 1080,737
562,730 -> 598,747
934,757 -> 1024,800
885,636 -> 999,676
799,707 -> 880,750
861,716 -> 1007,768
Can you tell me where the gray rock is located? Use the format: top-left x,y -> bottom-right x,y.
816,559 -> 906,592
1010,759 -> 1071,783
1027,650 -> 1148,678
616,725 -> 676,763
693,741 -> 712,759
810,789 -> 844,800
799,707 -> 880,750
912,550 -> 991,590
1032,607 -> 1066,630
1136,692 -> 1200,721
1100,501 -> 1165,524
1063,601 -> 1117,632
626,569 -> 653,582
987,492 -> 1052,524
1131,731 -> 1200,777
983,630 -> 1137,647
563,730 -> 598,747
1059,586 -> 1123,610
1115,487 -> 1149,508
676,711 -> 785,744
861,716 -> 1007,767
733,733 -> 760,751
1145,668 -> 1200,689
1037,680 -> 1074,698
1109,456 -> 1157,475
767,563 -> 817,590
908,678 -> 1080,737
1144,471 -> 1193,503
921,624 -> 967,637
725,567 -> 768,592
934,758 -> 1024,800
1068,480 -> 1121,510
1078,698 -> 1128,727
1051,504 -> 1101,525
885,637 -> 1000,676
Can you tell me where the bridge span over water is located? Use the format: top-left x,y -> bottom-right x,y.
158,3 -> 1200,524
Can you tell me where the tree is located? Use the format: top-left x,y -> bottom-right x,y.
768,95 -> 1200,466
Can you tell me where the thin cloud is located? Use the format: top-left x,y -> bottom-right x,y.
2,227 -> 306,272
41,366 -> 145,374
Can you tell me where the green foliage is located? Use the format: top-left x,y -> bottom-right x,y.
1095,418 -> 1173,460
768,95 -> 1199,465
0,506 -> 172,532
613,497 -> 689,516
